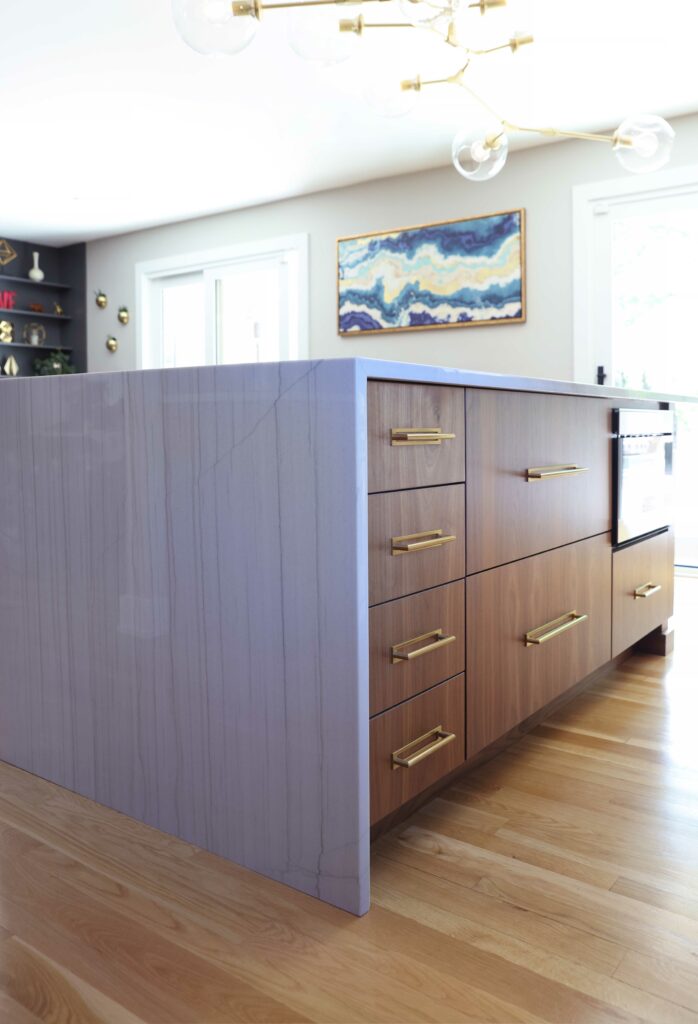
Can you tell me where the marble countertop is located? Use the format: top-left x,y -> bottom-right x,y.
8,357 -> 696,405
354,358 -> 697,405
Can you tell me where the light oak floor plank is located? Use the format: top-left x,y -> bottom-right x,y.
0,576 -> 695,1023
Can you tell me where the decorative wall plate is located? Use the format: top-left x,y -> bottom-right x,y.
22,322 -> 47,347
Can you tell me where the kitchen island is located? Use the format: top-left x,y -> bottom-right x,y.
0,359 -> 683,916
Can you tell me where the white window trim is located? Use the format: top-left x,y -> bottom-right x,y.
135,233 -> 309,370
572,166 -> 698,385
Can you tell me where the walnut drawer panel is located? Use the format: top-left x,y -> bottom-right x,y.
370,580 -> 465,716
466,533 -> 612,758
466,389 -> 611,574
368,484 -> 466,605
368,381 -> 465,494
370,674 -> 465,824
612,530 -> 674,658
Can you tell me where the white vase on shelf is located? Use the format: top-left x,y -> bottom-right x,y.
28,252 -> 44,283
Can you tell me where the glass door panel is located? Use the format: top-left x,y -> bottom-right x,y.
605,191 -> 698,568
210,258 -> 290,365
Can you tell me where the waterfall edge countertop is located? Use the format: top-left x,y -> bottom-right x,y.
0,358 -> 694,916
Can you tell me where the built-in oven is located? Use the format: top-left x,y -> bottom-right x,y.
613,409 -> 674,546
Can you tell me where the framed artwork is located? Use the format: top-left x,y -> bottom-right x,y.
337,209 -> 525,335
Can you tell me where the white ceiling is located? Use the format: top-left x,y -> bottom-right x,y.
1,0 -> 696,246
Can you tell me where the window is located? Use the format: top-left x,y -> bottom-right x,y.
574,168 -> 698,568
136,235 -> 308,370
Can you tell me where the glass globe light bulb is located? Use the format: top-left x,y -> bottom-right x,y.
287,6 -> 357,65
452,128 -> 508,181
364,72 -> 420,118
613,114 -> 675,174
172,0 -> 258,56
398,0 -> 457,28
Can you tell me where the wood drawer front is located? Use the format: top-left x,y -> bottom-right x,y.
466,389 -> 611,573
369,484 -> 465,605
466,534 -> 612,758
370,581 -> 465,716
368,381 -> 465,494
612,530 -> 674,657
370,674 -> 465,824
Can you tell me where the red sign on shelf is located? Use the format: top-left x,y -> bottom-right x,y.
0,291 -> 17,310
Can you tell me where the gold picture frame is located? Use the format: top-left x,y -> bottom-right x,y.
337,208 -> 526,336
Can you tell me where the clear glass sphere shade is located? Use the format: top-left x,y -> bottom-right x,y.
398,0 -> 457,27
172,0 -> 258,56
287,7 -> 357,65
613,114 -> 675,174
452,128 -> 508,181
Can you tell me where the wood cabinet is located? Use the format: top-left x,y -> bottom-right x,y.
366,377 -> 674,830
368,484 -> 465,605
368,381 -> 465,493
370,674 -> 465,823
369,581 -> 464,716
612,530 -> 675,657
466,389 -> 611,574
466,533 -> 612,758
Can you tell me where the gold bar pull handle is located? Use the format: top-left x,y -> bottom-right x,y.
634,582 -> 662,600
526,464 -> 589,481
391,629 -> 456,664
392,726 -> 456,770
524,610 -> 588,647
391,427 -> 456,446
391,529 -> 456,555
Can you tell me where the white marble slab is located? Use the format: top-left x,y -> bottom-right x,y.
0,359 -> 370,915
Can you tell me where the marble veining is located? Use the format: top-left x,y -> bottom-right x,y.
0,359 -> 370,915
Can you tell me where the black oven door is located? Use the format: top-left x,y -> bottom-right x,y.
616,433 -> 673,545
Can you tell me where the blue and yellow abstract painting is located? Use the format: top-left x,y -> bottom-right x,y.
338,210 -> 525,335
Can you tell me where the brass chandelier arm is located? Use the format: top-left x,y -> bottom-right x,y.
467,33 -> 534,55
445,79 -> 635,151
401,62 -> 470,91
468,0 -> 507,11
340,18 -> 417,33
501,120 -> 632,147
233,0 -> 392,17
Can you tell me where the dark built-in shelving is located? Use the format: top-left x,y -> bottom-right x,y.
0,237 -> 86,376
0,309 -> 72,321
0,274 -> 72,290
0,342 -> 73,352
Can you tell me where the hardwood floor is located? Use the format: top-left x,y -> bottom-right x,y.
1,578 -> 697,1023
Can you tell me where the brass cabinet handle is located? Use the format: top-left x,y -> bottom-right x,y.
391,529 -> 457,555
391,629 -> 456,664
391,427 -> 456,446
524,610 -> 588,647
392,726 -> 456,770
526,464 -> 589,481
634,582 -> 662,600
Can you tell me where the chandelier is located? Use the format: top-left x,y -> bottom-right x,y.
172,0 -> 675,182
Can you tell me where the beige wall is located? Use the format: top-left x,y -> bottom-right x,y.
87,112 -> 698,381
